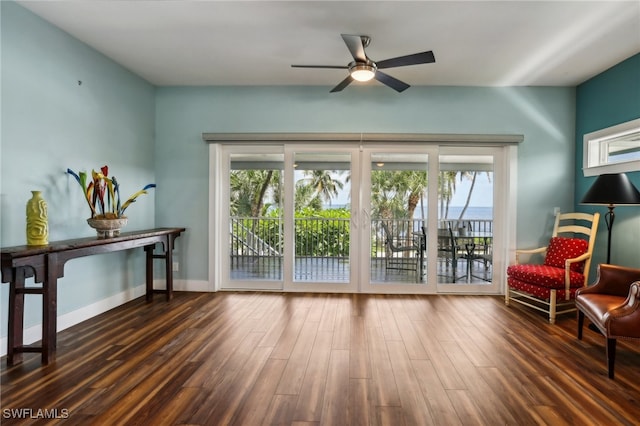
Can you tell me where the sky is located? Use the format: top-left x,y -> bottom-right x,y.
329,172 -> 493,208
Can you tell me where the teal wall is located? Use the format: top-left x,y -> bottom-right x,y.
155,86 -> 577,280
1,2 -> 156,336
575,53 -> 640,269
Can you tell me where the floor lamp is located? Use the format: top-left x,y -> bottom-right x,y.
581,173 -> 640,264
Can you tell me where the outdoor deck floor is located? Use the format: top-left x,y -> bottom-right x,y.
230,256 -> 492,285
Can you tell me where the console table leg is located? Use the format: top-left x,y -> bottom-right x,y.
145,245 -> 154,303
42,254 -> 59,364
165,237 -> 174,301
7,270 -> 26,366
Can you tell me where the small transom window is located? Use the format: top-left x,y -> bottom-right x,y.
583,118 -> 640,176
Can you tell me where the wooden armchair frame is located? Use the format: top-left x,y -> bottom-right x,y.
506,212 -> 600,324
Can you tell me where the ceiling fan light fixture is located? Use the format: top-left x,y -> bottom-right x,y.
293,34 -> 434,92
349,63 -> 376,82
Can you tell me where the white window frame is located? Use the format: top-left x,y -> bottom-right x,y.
583,117 -> 640,177
206,132 -> 522,295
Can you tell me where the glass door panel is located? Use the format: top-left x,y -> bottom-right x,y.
437,152 -> 494,288
225,150 -> 284,289
364,150 -> 432,290
292,151 -> 353,284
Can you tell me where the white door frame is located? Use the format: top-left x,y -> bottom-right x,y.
283,143 -> 361,293
435,145 -> 506,294
359,145 -> 439,294
216,144 -> 285,291
208,136 -> 518,295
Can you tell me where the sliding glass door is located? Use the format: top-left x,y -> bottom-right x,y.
222,146 -> 284,290
435,147 -> 501,294
360,147 -> 436,293
287,147 -> 358,292
217,142 -> 506,294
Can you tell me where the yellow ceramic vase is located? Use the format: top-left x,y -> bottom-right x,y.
26,190 -> 48,246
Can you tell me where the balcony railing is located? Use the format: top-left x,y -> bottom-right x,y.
230,216 -> 492,260
230,216 -> 493,283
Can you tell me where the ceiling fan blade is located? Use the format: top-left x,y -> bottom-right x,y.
291,65 -> 348,69
341,34 -> 367,62
375,51 -> 435,69
374,71 -> 410,93
330,75 -> 353,93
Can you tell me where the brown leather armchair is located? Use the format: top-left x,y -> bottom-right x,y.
575,263 -> 640,379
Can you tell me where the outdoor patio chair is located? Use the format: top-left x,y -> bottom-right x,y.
437,225 -> 462,282
381,222 -> 419,272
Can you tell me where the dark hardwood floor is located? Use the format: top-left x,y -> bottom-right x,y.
2,292 -> 639,425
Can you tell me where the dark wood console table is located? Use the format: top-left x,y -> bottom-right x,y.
1,227 -> 185,366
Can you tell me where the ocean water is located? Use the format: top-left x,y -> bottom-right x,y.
438,206 -> 493,220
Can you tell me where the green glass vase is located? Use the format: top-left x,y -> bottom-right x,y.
26,190 -> 48,246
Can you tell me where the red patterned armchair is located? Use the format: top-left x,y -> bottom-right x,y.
506,212 -> 600,324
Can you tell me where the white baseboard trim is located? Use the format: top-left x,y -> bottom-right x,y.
150,279 -> 212,293
0,279 -> 212,357
170,279 -> 212,292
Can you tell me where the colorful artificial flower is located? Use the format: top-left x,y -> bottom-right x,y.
67,166 -> 155,218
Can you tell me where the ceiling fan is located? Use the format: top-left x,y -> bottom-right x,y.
291,34 -> 435,93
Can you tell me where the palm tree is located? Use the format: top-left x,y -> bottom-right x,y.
230,169 -> 282,255
294,181 -> 322,211
371,170 -> 406,219
302,169 -> 345,205
457,171 -> 477,220
439,171 -> 458,219
455,170 -> 492,221
230,169 -> 281,217
401,170 -> 427,223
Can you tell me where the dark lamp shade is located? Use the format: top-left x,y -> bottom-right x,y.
580,173 -> 640,205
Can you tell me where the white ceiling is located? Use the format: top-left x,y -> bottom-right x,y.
18,1 -> 640,89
